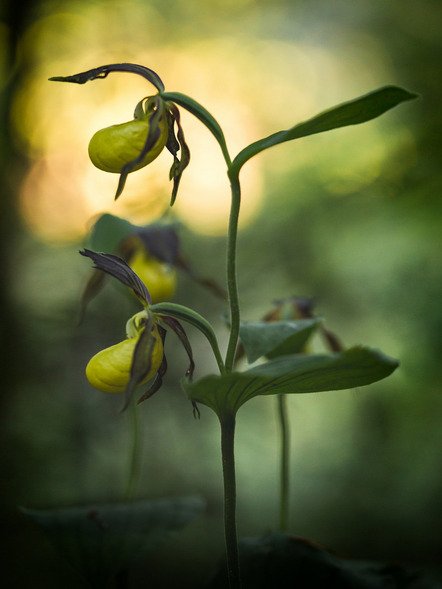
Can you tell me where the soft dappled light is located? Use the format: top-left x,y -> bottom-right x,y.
11,1 -> 413,241
1,0 -> 441,588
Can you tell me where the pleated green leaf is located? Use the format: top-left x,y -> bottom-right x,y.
239,318 -> 321,363
183,346 -> 398,419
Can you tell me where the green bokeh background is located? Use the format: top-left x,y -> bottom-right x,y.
1,0 -> 441,587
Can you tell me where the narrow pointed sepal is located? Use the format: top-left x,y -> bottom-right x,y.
80,249 -> 151,306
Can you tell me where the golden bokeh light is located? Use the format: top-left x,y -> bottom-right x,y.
12,0 -> 410,243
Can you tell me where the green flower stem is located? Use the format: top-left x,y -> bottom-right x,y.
220,412 -> 242,589
157,92 -> 241,374
225,173 -> 242,373
162,97 -> 244,584
124,397 -> 142,502
159,91 -> 232,168
149,302 -> 226,375
277,394 -> 290,531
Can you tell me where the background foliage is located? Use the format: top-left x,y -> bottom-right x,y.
1,0 -> 441,587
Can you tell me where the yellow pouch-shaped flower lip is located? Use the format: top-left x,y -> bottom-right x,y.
86,325 -> 164,394
129,248 -> 177,303
88,113 -> 168,174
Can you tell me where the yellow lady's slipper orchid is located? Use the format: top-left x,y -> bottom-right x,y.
80,249 -> 196,410
129,248 -> 177,303
86,324 -> 164,394
88,113 -> 168,174
50,63 -> 191,203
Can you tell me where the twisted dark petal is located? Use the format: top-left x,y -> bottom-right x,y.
166,102 -> 190,206
136,372 -> 164,405
159,315 -> 195,380
137,325 -> 168,405
121,313 -> 156,412
80,249 -> 151,305
320,327 -> 344,353
192,401 -> 200,419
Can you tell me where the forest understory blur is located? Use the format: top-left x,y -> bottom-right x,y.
1,0 -> 441,587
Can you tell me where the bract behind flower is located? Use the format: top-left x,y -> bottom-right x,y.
129,249 -> 176,303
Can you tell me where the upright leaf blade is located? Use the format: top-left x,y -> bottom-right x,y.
231,86 -> 418,174
239,318 -> 321,363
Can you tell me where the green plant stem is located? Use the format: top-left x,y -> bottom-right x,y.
277,394 -> 290,531
124,398 -> 142,502
220,413 -> 241,589
225,174 -> 242,373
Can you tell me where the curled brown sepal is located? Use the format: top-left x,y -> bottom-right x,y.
159,315 -> 195,379
80,249 -> 151,306
49,63 -> 165,93
165,102 -> 190,206
114,96 -> 165,200
137,326 -> 168,405
158,314 -> 198,416
121,312 -> 157,412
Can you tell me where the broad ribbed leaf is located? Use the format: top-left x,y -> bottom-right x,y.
231,86 -> 418,174
22,496 -> 204,587
239,318 -> 321,363
183,346 -> 398,419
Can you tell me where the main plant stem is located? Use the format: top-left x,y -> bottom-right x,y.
220,171 -> 242,588
221,413 -> 241,589
225,175 -> 241,373
124,398 -> 142,502
277,394 -> 290,530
